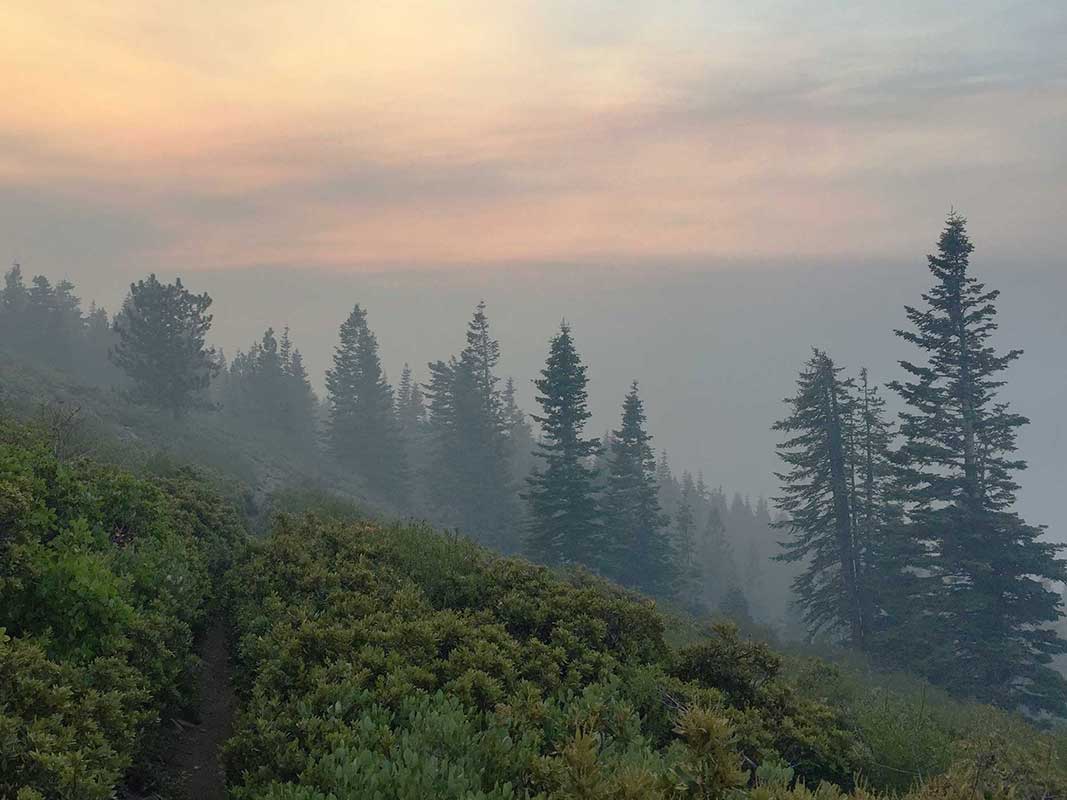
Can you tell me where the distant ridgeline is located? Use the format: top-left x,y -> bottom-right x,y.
1,210 -> 1065,721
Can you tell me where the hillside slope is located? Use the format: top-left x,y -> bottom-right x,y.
223,512 -> 1067,799
2,358 -> 1066,799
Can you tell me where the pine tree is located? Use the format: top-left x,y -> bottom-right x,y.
285,347 -> 317,435
1,264 -> 27,325
110,274 -> 219,416
220,326 -> 315,437
326,304 -> 407,500
525,322 -> 602,567
849,368 -> 898,642
254,327 -> 285,397
26,275 -> 55,342
601,381 -> 674,596
279,326 -> 293,372
674,471 -> 702,608
702,504 -> 737,608
696,472 -> 710,505
455,301 -> 515,545
397,363 -> 426,445
773,349 -> 867,646
84,303 -> 113,357
886,212 -> 1067,713
422,303 -> 516,547
502,376 -> 535,489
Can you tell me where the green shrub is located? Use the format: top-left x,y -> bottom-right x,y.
224,513 -> 1067,800
0,418 -> 246,798
0,629 -> 151,800
224,515 -> 864,798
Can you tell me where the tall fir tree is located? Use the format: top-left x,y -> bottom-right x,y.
674,471 -> 703,608
525,322 -> 602,567
701,504 -> 737,608
396,363 -> 425,450
848,368 -> 898,641
110,274 -> 219,416
601,381 -> 674,596
253,327 -> 285,400
773,349 -> 868,646
421,356 -> 459,513
285,347 -> 317,436
325,304 -> 407,501
502,376 -> 536,490
422,303 -> 517,547
886,212 -> 1066,713
456,301 -> 516,546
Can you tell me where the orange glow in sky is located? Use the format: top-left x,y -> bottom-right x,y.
3,1 -> 1065,272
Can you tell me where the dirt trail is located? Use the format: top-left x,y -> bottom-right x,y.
168,620 -> 236,800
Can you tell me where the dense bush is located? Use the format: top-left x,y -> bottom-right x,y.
222,516 -> 867,798
0,419 -> 245,799
789,656 -> 1067,796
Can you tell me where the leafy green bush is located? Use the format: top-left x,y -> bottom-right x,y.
0,418 -> 245,799
224,515 -> 866,798
224,514 -> 1067,800
0,629 -> 151,800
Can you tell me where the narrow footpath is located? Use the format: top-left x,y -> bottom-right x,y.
168,620 -> 236,800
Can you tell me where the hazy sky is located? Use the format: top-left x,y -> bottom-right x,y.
4,1 -> 1066,269
2,3 -> 1065,532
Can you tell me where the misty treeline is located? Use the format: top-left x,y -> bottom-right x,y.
0,267 -> 786,620
1,212 -> 1064,715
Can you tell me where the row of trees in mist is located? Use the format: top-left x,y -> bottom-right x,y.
0,263 -> 784,625
0,265 -> 122,386
2,212 -> 1063,715
773,214 -> 1066,714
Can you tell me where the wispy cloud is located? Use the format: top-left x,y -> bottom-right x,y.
2,0 -> 1065,272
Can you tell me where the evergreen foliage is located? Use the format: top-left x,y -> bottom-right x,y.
525,323 -> 602,566
221,326 -> 317,435
847,369 -> 898,644
601,381 -> 674,595
109,274 -> 219,416
2,211 -> 1064,726
396,363 -> 425,442
223,512 -> 1067,799
423,302 -> 518,549
325,304 -> 407,501
884,213 -> 1067,713
674,471 -> 703,608
774,350 -> 868,646
223,514 -> 864,799
502,377 -> 536,491
0,264 -> 121,386
701,505 -> 737,609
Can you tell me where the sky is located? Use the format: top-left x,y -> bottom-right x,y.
2,2 -> 1065,532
